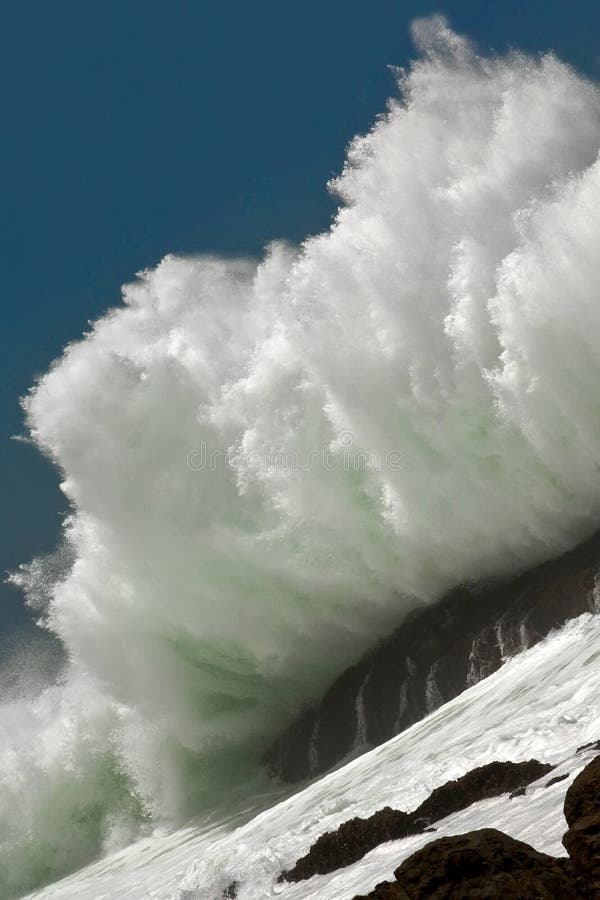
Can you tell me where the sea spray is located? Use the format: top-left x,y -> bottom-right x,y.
6,16 -> 600,895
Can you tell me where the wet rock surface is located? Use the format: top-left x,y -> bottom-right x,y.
353,753 -> 600,900
281,807 -> 413,882
577,741 -> 600,755
354,829 -> 583,899
565,755 -> 600,827
509,786 -> 526,798
281,759 -> 552,882
547,772 -> 570,787
563,813 -> 600,879
415,759 -> 553,827
354,882 -> 411,899
266,531 -> 600,782
562,754 -> 600,895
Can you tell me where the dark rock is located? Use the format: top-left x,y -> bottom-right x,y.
222,883 -> 239,899
415,759 -> 553,825
564,755 -> 600,827
563,812 -> 600,870
352,755 -> 600,900
353,882 -> 410,899
280,806 -> 414,882
266,531 -> 600,782
281,759 -> 551,882
509,786 -> 526,798
547,773 -> 570,787
561,754 -> 600,894
373,829 -> 582,899
577,740 -> 600,755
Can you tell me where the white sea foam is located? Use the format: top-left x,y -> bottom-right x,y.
7,16 -> 600,895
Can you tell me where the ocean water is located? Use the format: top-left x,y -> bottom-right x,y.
25,610 -> 600,898
5,15 -> 600,897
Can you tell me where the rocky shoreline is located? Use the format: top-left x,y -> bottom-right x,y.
353,751 -> 600,899
265,531 -> 600,782
280,759 -> 553,883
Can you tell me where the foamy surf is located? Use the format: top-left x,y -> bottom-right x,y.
24,612 -> 600,898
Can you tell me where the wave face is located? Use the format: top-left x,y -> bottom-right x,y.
7,15 -> 600,896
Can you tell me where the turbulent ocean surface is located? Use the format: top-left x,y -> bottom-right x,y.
26,609 -> 600,899
5,16 -> 600,897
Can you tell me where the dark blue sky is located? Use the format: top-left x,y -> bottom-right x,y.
2,0 -> 600,636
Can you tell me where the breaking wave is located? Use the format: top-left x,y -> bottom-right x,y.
6,15 -> 600,896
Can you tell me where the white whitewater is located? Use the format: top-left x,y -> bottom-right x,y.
5,15 -> 600,896
26,610 -> 600,898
